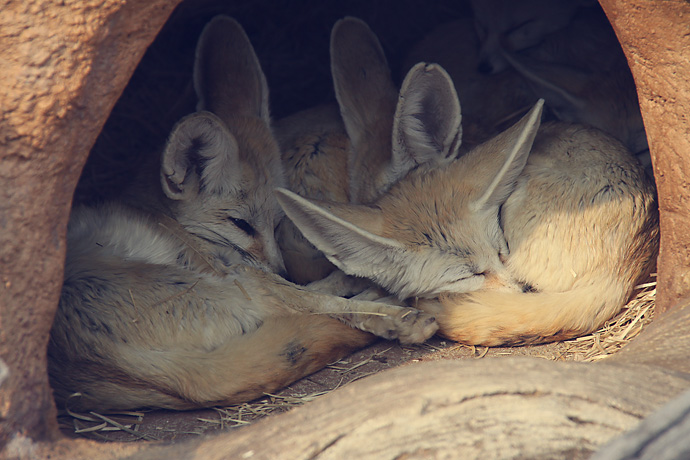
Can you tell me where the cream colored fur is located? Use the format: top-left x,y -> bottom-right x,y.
278,94 -> 658,346
49,16 -> 437,412
273,104 -> 349,283
275,17 -> 463,284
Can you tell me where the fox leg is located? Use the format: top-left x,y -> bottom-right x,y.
306,269 -> 373,297
233,266 -> 439,344
53,315 -> 374,411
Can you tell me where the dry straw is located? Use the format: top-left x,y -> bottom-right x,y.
60,277 -> 656,440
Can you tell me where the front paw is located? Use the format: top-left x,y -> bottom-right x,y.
352,304 -> 438,344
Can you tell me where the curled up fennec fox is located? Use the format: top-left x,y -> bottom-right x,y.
274,17 -> 462,284
48,16 -> 437,412
278,91 -> 658,346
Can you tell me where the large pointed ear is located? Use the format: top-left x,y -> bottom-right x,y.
194,15 -> 270,124
389,62 -> 463,184
471,99 -> 544,211
330,17 -> 398,161
161,111 -> 240,200
275,188 -> 407,279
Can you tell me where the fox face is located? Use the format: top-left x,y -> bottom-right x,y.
162,114 -> 286,276
276,102 -> 545,299
159,14 -> 287,276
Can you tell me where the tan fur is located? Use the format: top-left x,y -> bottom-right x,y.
274,18 -> 462,284
402,17 -> 536,147
273,104 -> 350,283
272,18 -> 398,284
278,98 -> 658,347
49,16 -> 438,412
329,18 -> 399,205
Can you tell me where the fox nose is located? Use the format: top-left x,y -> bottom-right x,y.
482,270 -> 523,292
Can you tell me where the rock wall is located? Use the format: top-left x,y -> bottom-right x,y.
2,0 -> 690,456
0,0 -> 181,444
599,0 -> 690,312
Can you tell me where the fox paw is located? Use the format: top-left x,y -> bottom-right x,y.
357,306 -> 438,344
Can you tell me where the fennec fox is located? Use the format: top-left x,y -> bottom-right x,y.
277,93 -> 658,347
48,16 -> 437,412
275,17 -> 462,283
405,5 -> 646,160
273,105 -> 349,283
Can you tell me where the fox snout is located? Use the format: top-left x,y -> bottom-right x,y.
481,270 -> 525,293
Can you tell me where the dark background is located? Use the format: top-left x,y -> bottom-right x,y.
76,0 -> 471,205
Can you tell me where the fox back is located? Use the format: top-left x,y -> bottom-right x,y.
500,6 -> 647,157
273,104 -> 350,283
277,98 -> 658,346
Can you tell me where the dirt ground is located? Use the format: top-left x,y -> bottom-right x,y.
55,331 -> 633,444
57,279 -> 655,444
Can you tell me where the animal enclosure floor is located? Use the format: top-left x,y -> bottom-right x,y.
58,337 -> 574,443
57,279 -> 654,444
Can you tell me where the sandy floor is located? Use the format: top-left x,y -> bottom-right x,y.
55,334 -> 605,444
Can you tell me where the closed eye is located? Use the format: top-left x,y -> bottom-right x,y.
227,217 -> 255,236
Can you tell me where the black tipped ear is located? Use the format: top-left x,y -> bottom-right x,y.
391,62 -> 463,183
161,112 -> 240,200
194,15 -> 270,124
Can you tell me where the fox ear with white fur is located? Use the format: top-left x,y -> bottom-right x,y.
390,62 -> 463,186
274,188 -> 416,287
330,17 -> 399,203
161,112 -> 241,201
330,17 -> 398,159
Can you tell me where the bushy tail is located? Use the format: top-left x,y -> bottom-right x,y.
51,315 -> 373,411
423,283 -> 631,346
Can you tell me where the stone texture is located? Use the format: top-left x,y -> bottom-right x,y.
599,0 -> 690,313
0,0 -> 180,444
